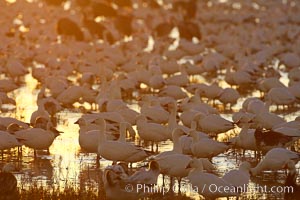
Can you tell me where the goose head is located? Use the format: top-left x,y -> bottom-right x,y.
34,116 -> 49,129
149,160 -> 160,172
7,123 -> 22,134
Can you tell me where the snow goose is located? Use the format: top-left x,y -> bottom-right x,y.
288,83 -> 300,102
218,88 -> 240,109
179,88 -> 219,114
0,130 -> 21,151
165,65 -> 190,87
0,117 -> 29,129
158,85 -> 188,100
186,158 -> 238,199
126,160 -> 160,185
0,163 -> 18,199
229,121 -> 258,152
0,79 -> 18,93
103,169 -> 140,200
245,98 -> 269,114
250,148 -> 300,176
190,130 -> 230,159
252,111 -> 286,130
97,118 -> 150,163
30,103 -> 50,126
140,98 -> 169,124
5,57 -> 29,82
222,161 -> 251,188
257,77 -> 285,94
56,85 -> 84,107
155,128 -> 186,159
12,122 -> 60,157
154,153 -> 192,189
279,52 -> 300,69
266,87 -> 296,109
197,82 -> 223,104
273,117 -> 300,130
193,112 -> 235,136
136,115 -> 169,151
225,68 -> 256,87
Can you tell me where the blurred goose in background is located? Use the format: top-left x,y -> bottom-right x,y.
140,98 -> 169,124
0,79 -> 18,93
252,111 -> 286,130
257,77 -> 285,95
158,85 -> 188,100
266,87 -> 296,109
218,87 -> 240,109
250,148 -> 300,176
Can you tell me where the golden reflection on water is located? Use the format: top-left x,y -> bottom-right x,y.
1,69 -> 298,200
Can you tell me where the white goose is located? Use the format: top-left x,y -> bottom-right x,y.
250,148 -> 300,176
154,153 -> 192,188
186,158 -> 238,199
0,130 -> 21,150
222,161 -> 251,188
253,111 -> 286,130
136,115 -> 170,151
267,87 -> 296,108
126,160 -> 160,185
97,118 -> 150,163
190,130 -> 230,158
103,169 -> 140,200
140,98 -> 169,124
193,112 -> 235,136
12,122 -> 60,156
155,128 -> 186,159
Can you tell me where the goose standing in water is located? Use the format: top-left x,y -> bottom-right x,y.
189,130 -> 230,159
97,118 -> 150,164
186,158 -> 238,199
222,161 -> 251,188
250,148 -> 300,176
11,121 -> 60,157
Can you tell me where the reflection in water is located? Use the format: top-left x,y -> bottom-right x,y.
1,1 -> 300,199
0,70 -> 299,199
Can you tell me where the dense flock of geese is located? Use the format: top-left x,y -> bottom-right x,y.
1,0 -> 300,199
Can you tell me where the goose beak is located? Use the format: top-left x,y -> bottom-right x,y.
74,120 -> 79,124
